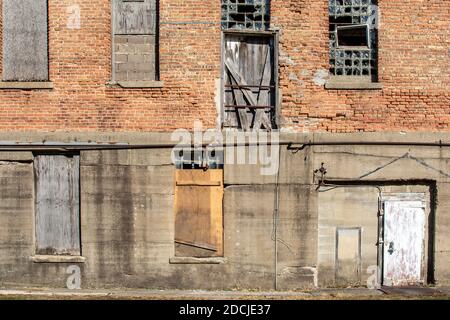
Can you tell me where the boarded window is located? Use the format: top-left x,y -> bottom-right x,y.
112,0 -> 159,82
2,0 -> 49,81
174,169 -> 224,257
329,0 -> 378,80
34,154 -> 80,256
223,33 -> 277,131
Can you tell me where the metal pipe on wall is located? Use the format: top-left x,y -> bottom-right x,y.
0,140 -> 448,152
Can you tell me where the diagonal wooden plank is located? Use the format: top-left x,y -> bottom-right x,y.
227,71 -> 250,130
225,58 -> 252,130
253,108 -> 272,131
225,57 -> 258,105
225,56 -> 272,131
238,108 -> 251,131
253,46 -> 273,131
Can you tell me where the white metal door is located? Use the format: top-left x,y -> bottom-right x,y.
383,200 -> 425,287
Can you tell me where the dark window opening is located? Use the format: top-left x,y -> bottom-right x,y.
337,25 -> 369,48
329,0 -> 378,81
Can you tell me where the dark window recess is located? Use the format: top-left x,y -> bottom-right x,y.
337,25 -> 369,47
174,148 -> 224,170
329,0 -> 378,80
221,0 -> 270,31
34,154 -> 81,256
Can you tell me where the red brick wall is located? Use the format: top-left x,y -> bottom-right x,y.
0,0 -> 448,132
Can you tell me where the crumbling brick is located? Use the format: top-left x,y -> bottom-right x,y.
0,0 -> 446,132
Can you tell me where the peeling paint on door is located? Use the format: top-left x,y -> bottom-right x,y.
383,198 -> 425,287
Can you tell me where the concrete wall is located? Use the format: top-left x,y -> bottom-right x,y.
318,185 -> 431,288
318,187 -> 380,287
312,139 -> 450,286
0,132 -> 448,290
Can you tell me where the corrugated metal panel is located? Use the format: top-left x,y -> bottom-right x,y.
34,155 -> 80,256
383,199 -> 425,286
2,0 -> 49,81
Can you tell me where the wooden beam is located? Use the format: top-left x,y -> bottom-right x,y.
225,56 -> 272,131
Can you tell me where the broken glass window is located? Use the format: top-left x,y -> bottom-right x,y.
174,148 -> 224,170
221,0 -> 270,31
329,0 -> 378,80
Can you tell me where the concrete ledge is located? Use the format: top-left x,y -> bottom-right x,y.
325,81 -> 382,90
0,132 -> 448,147
0,151 -> 33,161
115,81 -> 164,88
169,257 -> 227,264
30,255 -> 86,263
0,82 -> 54,90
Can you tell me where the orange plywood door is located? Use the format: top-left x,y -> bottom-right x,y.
174,169 -> 224,257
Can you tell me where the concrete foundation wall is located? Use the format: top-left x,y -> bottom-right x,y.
318,185 -> 432,288
0,133 -> 448,290
318,187 -> 380,287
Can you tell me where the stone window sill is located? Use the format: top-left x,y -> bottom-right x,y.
325,78 -> 382,90
0,81 -> 54,90
108,80 -> 164,88
30,255 -> 86,263
169,257 -> 227,265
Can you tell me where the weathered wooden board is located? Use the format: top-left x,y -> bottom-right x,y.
34,155 -> 80,256
174,170 -> 223,257
223,34 -> 275,130
225,57 -> 272,130
113,0 -> 157,35
2,0 -> 49,81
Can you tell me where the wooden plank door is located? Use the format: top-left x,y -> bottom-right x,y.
34,154 -> 80,256
223,33 -> 276,131
383,199 -> 426,286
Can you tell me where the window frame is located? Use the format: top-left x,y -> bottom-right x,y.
326,0 -> 381,90
110,0 -> 163,88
